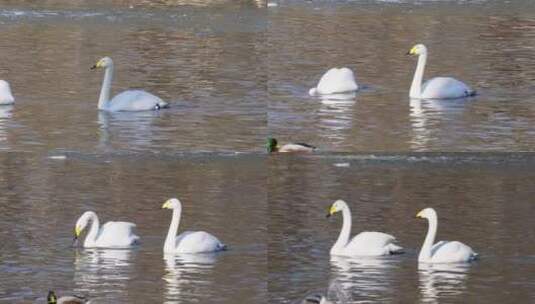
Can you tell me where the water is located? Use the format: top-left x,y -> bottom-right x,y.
268,0 -> 535,151
269,154 -> 535,303
0,153 -> 266,303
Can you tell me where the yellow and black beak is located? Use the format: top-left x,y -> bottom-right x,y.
416,210 -> 424,218
326,205 -> 336,218
407,46 -> 417,56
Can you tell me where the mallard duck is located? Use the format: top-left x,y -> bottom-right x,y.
266,138 -> 316,153
47,291 -> 89,304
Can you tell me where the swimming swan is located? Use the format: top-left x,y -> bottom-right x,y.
74,211 -> 140,248
309,67 -> 358,96
326,200 -> 403,256
162,198 -> 227,254
91,57 -> 168,112
416,208 -> 478,263
0,80 -> 14,105
266,137 -> 316,153
408,44 -> 475,99
47,291 -> 90,304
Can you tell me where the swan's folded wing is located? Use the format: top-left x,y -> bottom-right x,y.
431,241 -> 475,263
316,67 -> 358,95
421,77 -> 473,99
345,231 -> 398,255
175,231 -> 224,253
98,221 -> 138,246
109,90 -> 166,111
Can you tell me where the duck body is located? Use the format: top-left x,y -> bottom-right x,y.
267,138 -> 316,153
309,67 -> 358,96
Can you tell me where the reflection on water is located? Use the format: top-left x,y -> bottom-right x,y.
318,97 -> 355,145
163,253 -> 218,304
418,263 -> 470,304
73,249 -> 134,299
297,280 -> 348,304
0,105 -> 13,149
330,256 -> 396,302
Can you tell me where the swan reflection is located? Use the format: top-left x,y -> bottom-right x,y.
163,253 -> 218,304
318,95 -> 355,144
298,280 -> 349,304
418,263 -> 470,303
329,255 -> 397,302
0,105 -> 13,147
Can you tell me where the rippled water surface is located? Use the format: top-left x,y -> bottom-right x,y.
0,153 -> 266,303
269,154 -> 535,303
0,1 -> 266,153
268,0 -> 535,151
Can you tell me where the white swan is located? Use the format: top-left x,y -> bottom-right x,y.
416,208 -> 478,263
408,44 -> 475,99
309,67 -> 358,96
0,80 -> 14,105
326,200 -> 403,256
91,57 -> 168,112
162,198 -> 227,254
74,211 -> 140,248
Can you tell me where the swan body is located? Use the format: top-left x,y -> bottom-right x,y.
309,67 -> 358,96
266,137 -> 316,153
91,57 -> 168,112
416,208 -> 478,263
47,291 -> 89,304
0,80 -> 14,105
162,198 -> 226,254
327,200 -> 403,257
74,211 -> 140,248
408,44 -> 475,99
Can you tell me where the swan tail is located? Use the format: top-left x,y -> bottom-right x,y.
309,87 -> 318,96
218,243 -> 228,251
470,252 -> 479,261
387,243 -> 404,255
466,89 -> 477,97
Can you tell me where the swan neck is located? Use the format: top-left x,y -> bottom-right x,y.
98,65 -> 114,110
164,208 -> 181,252
85,212 -> 100,246
332,206 -> 352,253
419,215 -> 437,262
410,53 -> 427,98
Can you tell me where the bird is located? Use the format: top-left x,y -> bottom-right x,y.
416,207 -> 478,263
326,199 -> 403,256
407,44 -> 475,99
0,80 -> 14,105
47,290 -> 89,304
91,57 -> 168,111
309,67 -> 358,96
162,198 -> 227,254
266,137 -> 316,153
73,211 -> 140,248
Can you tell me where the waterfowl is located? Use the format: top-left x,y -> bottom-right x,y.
327,200 -> 403,257
408,44 -> 475,99
47,291 -> 89,304
91,57 -> 168,112
74,211 -> 140,248
0,80 -> 14,105
266,137 -> 316,153
309,67 -> 358,96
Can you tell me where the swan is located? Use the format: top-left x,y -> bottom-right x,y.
408,44 -> 475,99
416,208 -> 478,263
47,291 -> 90,304
74,211 -> 140,248
266,137 -> 316,153
162,198 -> 227,254
0,80 -> 14,105
91,57 -> 168,112
326,200 -> 403,256
309,67 -> 358,96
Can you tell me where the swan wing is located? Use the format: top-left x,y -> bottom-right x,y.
108,90 -> 167,112
430,240 -> 477,263
96,221 -> 139,248
421,77 -> 475,99
313,67 -> 358,95
175,231 -> 226,253
344,231 -> 402,256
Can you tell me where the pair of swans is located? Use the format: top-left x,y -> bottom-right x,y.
309,44 -> 475,100
327,200 -> 477,263
74,198 -> 226,254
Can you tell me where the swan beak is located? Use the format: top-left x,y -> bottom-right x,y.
326,205 -> 336,218
74,226 -> 81,238
416,210 -> 424,218
162,200 -> 170,209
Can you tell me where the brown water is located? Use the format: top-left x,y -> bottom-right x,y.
268,0 -> 535,152
269,154 -> 535,303
0,153 -> 266,303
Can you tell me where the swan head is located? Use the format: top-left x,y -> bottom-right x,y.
416,207 -> 437,220
162,198 -> 182,210
407,44 -> 427,56
326,199 -> 347,218
266,137 -> 279,153
91,57 -> 113,70
74,211 -> 94,239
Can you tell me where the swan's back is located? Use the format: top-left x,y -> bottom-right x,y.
0,80 -> 14,105
312,67 -> 358,95
345,231 -> 399,256
175,231 -> 225,253
107,90 -> 167,112
98,221 -> 139,247
421,77 -> 475,99
430,240 -> 477,263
